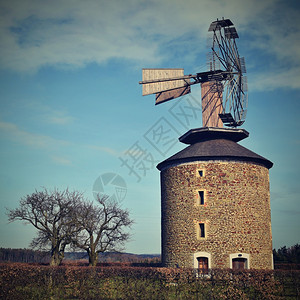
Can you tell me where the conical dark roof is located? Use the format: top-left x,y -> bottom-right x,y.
157,127 -> 273,170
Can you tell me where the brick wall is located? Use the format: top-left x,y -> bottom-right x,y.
160,160 -> 273,269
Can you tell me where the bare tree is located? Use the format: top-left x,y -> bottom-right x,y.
72,195 -> 133,266
7,188 -> 83,266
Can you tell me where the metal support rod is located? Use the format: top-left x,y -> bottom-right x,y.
139,74 -> 195,85
139,70 -> 230,85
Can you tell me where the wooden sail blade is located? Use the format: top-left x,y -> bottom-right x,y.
155,85 -> 191,105
142,68 -> 188,96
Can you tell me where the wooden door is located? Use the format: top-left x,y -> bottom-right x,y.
232,258 -> 246,271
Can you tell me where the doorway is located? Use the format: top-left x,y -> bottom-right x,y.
232,258 -> 247,271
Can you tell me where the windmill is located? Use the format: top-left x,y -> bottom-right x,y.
139,18 -> 248,128
146,19 -> 273,271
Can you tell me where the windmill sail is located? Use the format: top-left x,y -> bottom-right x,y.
142,69 -> 191,104
155,85 -> 190,105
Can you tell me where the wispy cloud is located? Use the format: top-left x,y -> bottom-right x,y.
46,111 -> 75,125
0,119 -> 121,160
24,101 -> 75,125
0,0 -> 161,72
274,209 -> 300,215
87,145 -> 121,157
271,186 -> 299,204
249,66 -> 300,92
0,0 -> 299,91
0,120 -> 69,149
51,155 -> 72,166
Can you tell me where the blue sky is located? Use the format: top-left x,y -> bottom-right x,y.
0,0 -> 299,254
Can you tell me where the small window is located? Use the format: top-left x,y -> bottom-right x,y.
197,257 -> 209,274
198,170 -> 204,177
199,223 -> 205,238
198,191 -> 204,205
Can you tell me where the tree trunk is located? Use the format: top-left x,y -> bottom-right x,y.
50,248 -> 64,266
88,248 -> 98,266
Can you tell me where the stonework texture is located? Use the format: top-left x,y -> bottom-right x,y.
160,160 -> 273,270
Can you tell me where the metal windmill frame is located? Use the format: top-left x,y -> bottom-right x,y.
139,18 -> 248,128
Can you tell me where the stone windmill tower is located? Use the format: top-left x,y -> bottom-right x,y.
140,19 -> 273,271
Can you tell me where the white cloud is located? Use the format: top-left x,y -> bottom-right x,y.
45,111 -> 75,125
249,66 -> 300,92
47,115 -> 74,125
0,0 -> 299,90
51,155 -> 72,166
0,120 -> 69,149
22,101 -> 76,125
0,117 -> 122,159
0,0 -> 162,71
87,145 -> 121,157
245,1 -> 300,67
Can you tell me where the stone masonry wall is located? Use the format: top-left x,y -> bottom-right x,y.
160,160 -> 273,269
